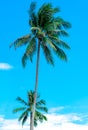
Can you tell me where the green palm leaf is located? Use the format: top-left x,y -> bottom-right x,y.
35,111 -> 47,122
48,35 -> 70,49
54,17 -> 71,29
29,2 -> 37,27
62,21 -> 71,29
18,109 -> 29,122
13,107 -> 26,113
22,37 -> 36,66
34,118 -> 38,127
57,40 -> 70,49
16,97 -> 28,106
10,35 -> 31,49
42,44 -> 54,65
36,99 -> 46,106
38,3 -> 60,28
22,112 -> 28,126
36,106 -> 48,113
53,44 -> 67,61
57,30 -> 69,36
26,37 -> 36,58
44,37 -> 56,50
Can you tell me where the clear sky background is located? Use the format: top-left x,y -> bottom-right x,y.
0,0 -> 88,129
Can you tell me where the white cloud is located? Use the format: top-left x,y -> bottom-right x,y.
0,63 -> 13,70
0,107 -> 88,130
49,106 -> 64,113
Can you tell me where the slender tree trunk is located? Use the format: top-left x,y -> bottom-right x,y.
30,41 -> 41,130
30,112 -> 33,130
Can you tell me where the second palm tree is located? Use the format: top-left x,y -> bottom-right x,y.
13,90 -> 48,129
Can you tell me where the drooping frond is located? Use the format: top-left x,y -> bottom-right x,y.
25,37 -> 36,58
13,107 -> 26,113
61,20 -> 71,29
52,44 -> 67,61
21,111 -> 28,126
34,118 -> 38,127
35,111 -> 47,123
56,30 -> 69,36
48,35 -> 70,49
10,35 -> 31,49
22,37 -> 36,67
44,37 -> 56,50
18,109 -> 29,122
22,53 -> 28,67
56,40 -> 70,49
36,106 -> 48,113
42,44 -> 54,65
16,97 -> 28,106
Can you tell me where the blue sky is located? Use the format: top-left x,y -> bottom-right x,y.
0,0 -> 88,129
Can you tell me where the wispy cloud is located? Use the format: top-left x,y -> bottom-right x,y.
0,63 -> 13,70
0,107 -> 88,130
49,106 -> 64,113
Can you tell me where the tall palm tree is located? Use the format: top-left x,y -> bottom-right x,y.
10,2 -> 71,130
13,90 -> 48,129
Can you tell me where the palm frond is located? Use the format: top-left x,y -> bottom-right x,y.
13,107 -> 26,113
35,111 -> 47,122
44,23 -> 55,32
22,112 -> 28,126
22,37 -> 36,67
36,93 -> 40,99
29,2 -> 37,27
36,99 -> 46,106
22,53 -> 28,67
44,37 -> 56,50
41,44 -> 54,65
57,30 -> 69,36
34,118 -> 38,127
48,34 -> 59,41
10,35 -> 31,49
16,97 -> 28,106
54,17 -> 71,29
48,34 -> 70,49
29,2 -> 36,16
53,44 -> 67,61
38,3 -> 60,28
26,37 -> 36,60
57,40 -> 70,49
36,106 -> 48,113
62,21 -> 71,29
18,109 -> 29,122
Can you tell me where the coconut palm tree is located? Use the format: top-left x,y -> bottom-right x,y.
13,90 -> 48,129
10,2 -> 71,130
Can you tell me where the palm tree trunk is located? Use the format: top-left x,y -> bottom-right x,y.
30,112 -> 33,130
30,41 -> 41,130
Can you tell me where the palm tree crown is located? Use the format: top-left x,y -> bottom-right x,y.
10,2 -> 71,66
13,90 -> 48,126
